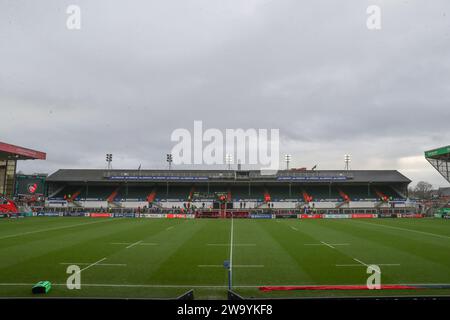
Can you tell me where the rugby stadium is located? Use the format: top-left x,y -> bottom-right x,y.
1,144 -> 450,300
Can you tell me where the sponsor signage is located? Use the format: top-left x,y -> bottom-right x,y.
277,176 -> 348,181
351,214 -> 377,219
36,212 -> 62,217
63,212 -> 86,217
397,214 -> 423,218
113,213 -> 136,218
275,214 -> 297,219
109,176 -> 208,181
425,146 -> 450,158
250,214 -> 273,219
90,213 -> 112,218
323,214 -> 351,219
166,214 -> 187,219
378,213 -> 395,218
298,214 -> 322,219
139,214 -> 166,218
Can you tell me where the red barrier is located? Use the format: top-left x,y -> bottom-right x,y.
298,214 -> 322,219
166,214 -> 186,219
259,284 -> 420,292
397,214 -> 424,218
90,213 -> 112,218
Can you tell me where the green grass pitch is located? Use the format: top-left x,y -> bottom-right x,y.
0,217 -> 449,299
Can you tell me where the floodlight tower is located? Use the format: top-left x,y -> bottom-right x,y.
284,154 -> 292,170
166,153 -> 173,170
106,153 -> 113,170
344,154 -> 351,171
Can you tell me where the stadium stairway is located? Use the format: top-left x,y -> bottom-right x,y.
336,189 -> 350,208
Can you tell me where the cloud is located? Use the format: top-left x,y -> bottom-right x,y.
1,0 -> 450,187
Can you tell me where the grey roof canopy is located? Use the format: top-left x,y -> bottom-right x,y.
46,169 -> 411,184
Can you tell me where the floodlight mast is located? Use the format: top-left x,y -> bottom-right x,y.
166,153 -> 173,170
106,154 -> 113,170
344,154 -> 351,171
284,154 -> 292,170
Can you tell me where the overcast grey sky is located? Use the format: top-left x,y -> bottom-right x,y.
1,0 -> 450,187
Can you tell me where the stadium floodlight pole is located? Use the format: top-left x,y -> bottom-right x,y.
225,154 -> 233,170
106,154 -> 113,170
344,154 -> 351,171
166,153 -> 173,170
284,154 -> 292,170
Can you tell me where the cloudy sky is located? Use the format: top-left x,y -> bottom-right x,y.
1,0 -> 450,188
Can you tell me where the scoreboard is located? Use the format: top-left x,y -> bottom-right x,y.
15,174 -> 46,196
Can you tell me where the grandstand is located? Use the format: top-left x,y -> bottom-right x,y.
425,145 -> 450,184
46,169 -> 412,213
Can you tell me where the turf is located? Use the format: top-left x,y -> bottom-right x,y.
0,217 -> 449,299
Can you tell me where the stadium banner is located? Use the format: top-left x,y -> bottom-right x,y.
0,213 -> 8,218
250,213 -> 273,219
277,176 -> 348,181
166,213 -> 187,219
323,214 -> 351,219
298,214 -> 322,219
138,213 -> 166,218
90,213 -> 112,218
396,213 -> 424,218
378,213 -> 396,218
63,212 -> 86,217
109,175 -> 209,181
36,212 -> 63,217
445,215 -> 450,219
351,214 -> 378,219
275,214 -> 297,219
113,213 -> 136,218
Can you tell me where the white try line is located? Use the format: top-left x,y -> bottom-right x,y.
304,242 -> 350,249
290,226 -> 299,231
60,262 -> 127,267
166,226 -> 175,230
0,219 -> 116,241
207,243 -> 256,247
198,265 -> 264,268
353,220 -> 450,240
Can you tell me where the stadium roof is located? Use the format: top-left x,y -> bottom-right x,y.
0,141 -> 46,160
425,145 -> 450,159
47,169 -> 411,184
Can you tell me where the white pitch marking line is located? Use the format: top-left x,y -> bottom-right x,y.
304,243 -> 349,247
166,226 -> 174,230
207,244 -> 256,247
353,258 -> 382,274
77,257 -> 107,274
290,226 -> 299,231
0,219 -> 116,240
320,241 -> 335,249
336,263 -> 400,267
198,265 -> 264,268
353,220 -> 450,240
126,240 -> 143,249
110,242 -> 158,246
59,262 -> 127,267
